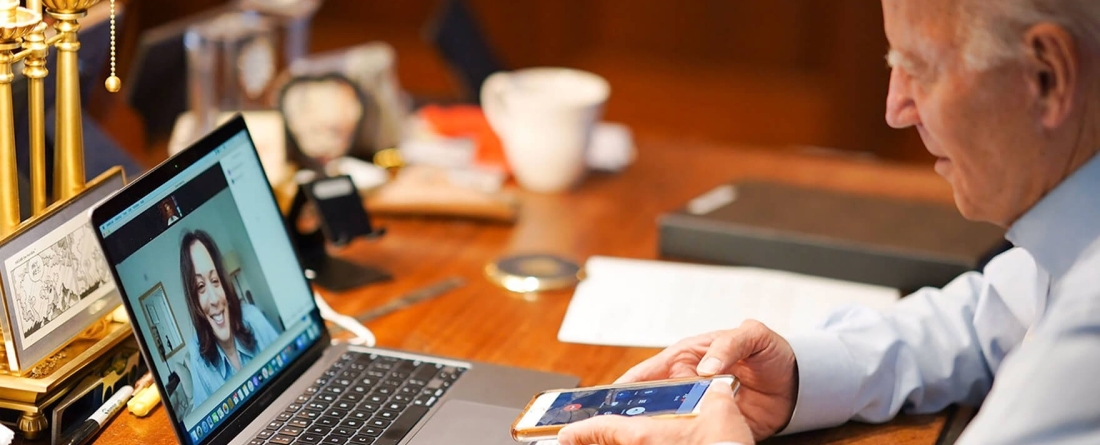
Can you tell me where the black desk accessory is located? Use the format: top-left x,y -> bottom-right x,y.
287,175 -> 390,291
423,0 -> 505,102
658,181 -> 1009,294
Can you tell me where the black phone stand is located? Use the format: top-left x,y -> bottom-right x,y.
287,181 -> 391,291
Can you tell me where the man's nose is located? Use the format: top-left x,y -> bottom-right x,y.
885,67 -> 919,128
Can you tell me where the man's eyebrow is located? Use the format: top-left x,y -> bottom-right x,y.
885,48 -> 909,69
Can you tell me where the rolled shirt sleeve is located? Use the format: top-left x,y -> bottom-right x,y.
782,248 -> 1044,434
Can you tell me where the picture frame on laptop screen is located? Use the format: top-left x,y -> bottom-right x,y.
0,167 -> 126,374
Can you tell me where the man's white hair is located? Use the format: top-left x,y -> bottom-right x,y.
961,0 -> 1100,70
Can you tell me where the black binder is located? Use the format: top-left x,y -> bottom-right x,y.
657,181 -> 1009,293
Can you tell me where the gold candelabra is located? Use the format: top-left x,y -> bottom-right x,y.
0,0 -> 119,238
0,2 -> 126,438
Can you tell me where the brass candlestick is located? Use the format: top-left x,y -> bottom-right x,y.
0,0 -> 125,438
45,0 -> 98,202
0,1 -> 37,237
24,22 -> 47,215
0,0 -> 119,236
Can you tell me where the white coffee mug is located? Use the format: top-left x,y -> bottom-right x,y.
481,67 -> 610,192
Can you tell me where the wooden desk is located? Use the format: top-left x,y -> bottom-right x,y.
96,136 -> 953,444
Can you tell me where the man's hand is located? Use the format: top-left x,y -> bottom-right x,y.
614,320 -> 798,440
557,378 -> 753,445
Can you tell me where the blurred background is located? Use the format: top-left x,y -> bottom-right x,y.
94,0 -> 930,169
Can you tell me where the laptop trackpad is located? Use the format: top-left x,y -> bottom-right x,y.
407,400 -> 520,445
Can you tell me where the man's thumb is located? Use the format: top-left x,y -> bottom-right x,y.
557,415 -> 636,445
699,379 -> 740,415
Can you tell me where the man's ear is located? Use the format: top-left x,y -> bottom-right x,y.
1024,23 -> 1078,129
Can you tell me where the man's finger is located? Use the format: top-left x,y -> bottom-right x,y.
696,320 -> 769,376
557,415 -> 644,445
615,357 -> 668,384
698,379 -> 740,415
618,331 -> 723,383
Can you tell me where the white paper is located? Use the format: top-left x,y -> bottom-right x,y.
558,256 -> 900,348
0,422 -> 12,445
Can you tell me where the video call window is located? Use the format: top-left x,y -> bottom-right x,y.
112,164 -> 289,425
536,382 -> 701,426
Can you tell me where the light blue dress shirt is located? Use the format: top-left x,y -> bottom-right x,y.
784,153 -> 1100,443
189,303 -> 280,408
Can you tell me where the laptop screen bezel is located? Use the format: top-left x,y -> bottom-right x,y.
91,115 -> 332,445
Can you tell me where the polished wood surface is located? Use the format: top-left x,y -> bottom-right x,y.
94,137 -> 954,444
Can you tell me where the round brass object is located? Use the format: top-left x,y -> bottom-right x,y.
0,8 -> 39,41
373,147 -> 404,170
104,74 -> 120,92
42,0 -> 100,14
485,253 -> 582,293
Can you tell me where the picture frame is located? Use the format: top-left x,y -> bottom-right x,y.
0,167 -> 126,374
138,283 -> 185,363
276,73 -> 375,171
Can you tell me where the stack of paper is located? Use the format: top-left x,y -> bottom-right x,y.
558,256 -> 901,348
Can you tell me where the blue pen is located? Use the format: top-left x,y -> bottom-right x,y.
60,385 -> 134,445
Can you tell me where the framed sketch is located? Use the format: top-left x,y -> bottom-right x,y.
0,167 -> 126,373
138,283 -> 184,362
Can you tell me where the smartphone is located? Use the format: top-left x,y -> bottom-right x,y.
510,375 -> 739,442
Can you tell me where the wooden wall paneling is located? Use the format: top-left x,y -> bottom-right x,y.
111,0 -> 932,162
818,0 -> 932,162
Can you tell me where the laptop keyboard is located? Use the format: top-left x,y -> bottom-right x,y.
250,351 -> 467,445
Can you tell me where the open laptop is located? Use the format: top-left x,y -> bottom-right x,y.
91,115 -> 578,445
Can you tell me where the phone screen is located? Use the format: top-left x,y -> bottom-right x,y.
535,380 -> 711,426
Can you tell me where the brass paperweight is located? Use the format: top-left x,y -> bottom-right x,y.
485,253 -> 582,294
0,0 -> 132,438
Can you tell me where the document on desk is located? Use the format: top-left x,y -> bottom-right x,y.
558,256 -> 901,348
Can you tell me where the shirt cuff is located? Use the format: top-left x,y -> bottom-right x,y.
779,331 -> 861,435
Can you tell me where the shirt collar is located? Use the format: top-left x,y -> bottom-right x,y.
1006,153 -> 1100,278
212,337 -> 257,379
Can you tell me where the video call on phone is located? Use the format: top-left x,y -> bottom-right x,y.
536,381 -> 711,426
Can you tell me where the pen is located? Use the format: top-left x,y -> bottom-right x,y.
60,385 -> 134,445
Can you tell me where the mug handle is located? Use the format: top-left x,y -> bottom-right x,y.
480,71 -> 512,139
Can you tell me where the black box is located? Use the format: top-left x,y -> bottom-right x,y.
657,181 -> 1008,293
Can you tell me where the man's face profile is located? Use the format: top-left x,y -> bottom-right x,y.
881,0 -> 1084,227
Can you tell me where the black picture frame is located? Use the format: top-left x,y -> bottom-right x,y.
276,73 -> 374,172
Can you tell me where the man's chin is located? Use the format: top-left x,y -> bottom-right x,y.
951,191 -> 1007,226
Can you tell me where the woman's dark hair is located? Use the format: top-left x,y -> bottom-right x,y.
180,229 -> 256,366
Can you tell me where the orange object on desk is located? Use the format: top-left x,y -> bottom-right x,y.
418,105 -> 509,172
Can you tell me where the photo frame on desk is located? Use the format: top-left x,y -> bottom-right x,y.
277,73 -> 375,171
0,167 -> 126,374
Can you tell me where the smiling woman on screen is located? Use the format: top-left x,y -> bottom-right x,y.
181,229 -> 279,408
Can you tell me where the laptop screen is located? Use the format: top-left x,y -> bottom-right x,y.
96,127 -> 322,445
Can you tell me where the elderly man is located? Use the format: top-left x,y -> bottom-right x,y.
558,0 -> 1100,444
